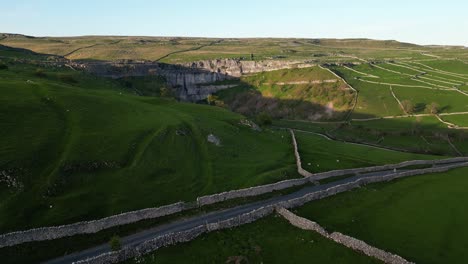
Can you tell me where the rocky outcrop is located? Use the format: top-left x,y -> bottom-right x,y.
71,61 -> 232,101
207,134 -> 221,146
71,59 -> 315,101
183,59 -> 316,77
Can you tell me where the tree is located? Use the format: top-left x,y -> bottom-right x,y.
425,102 -> 440,114
109,235 -> 121,251
401,100 -> 415,114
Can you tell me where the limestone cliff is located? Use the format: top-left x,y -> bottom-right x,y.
72,59 -> 315,101
183,59 -> 315,77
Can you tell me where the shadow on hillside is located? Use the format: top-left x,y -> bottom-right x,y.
1,45 -> 467,156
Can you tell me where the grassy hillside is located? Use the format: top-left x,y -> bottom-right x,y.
0,59 -> 299,232
295,131 -> 438,173
296,167 -> 468,264
2,34 -> 466,63
216,67 -> 355,121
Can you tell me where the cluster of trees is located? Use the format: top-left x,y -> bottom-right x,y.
401,100 -> 440,115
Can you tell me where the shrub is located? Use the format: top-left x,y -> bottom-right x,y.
34,68 -> 47,77
214,99 -> 226,108
0,63 -> 8,70
256,112 -> 272,126
109,235 -> 121,251
160,87 -> 174,98
206,94 -> 219,105
58,73 -> 77,84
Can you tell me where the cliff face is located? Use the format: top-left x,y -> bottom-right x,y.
72,61 -> 232,101
72,59 -> 314,101
183,59 -> 315,77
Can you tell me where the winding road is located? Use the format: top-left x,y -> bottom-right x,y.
44,161 -> 467,264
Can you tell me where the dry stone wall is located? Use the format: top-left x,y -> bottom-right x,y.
311,156 -> 468,181
276,161 -> 468,211
276,207 -> 328,236
198,155 -> 468,207
54,162 -> 468,263
74,206 -> 275,264
277,207 -> 413,264
0,202 -> 189,248
196,177 -> 308,206
290,130 -> 314,177
1,156 -> 467,248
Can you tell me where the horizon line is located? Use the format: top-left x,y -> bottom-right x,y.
1,32 -> 467,48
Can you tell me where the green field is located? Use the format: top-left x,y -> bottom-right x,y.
0,62 -> 299,232
126,215 -> 380,264
1,34 -> 468,263
295,167 -> 468,264
216,67 -> 355,121
295,131 -> 438,173
276,117 -> 462,156
329,66 -> 404,118
2,34 -> 467,64
440,114 -> 468,127
392,87 -> 468,113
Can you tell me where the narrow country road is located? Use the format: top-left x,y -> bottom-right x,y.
44,161 -> 466,264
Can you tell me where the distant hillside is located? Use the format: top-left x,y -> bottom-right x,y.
2,33 -> 464,63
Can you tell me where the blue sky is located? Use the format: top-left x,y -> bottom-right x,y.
1,0 -> 467,46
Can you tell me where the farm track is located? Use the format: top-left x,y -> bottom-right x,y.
155,39 -> 224,62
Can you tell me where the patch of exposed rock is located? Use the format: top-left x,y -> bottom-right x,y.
0,169 -> 24,190
183,59 -> 316,77
207,134 -> 221,146
239,119 -> 262,131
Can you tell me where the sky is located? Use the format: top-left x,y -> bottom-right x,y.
1,0 -> 467,46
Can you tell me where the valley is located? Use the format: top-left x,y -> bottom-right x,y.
0,33 -> 467,264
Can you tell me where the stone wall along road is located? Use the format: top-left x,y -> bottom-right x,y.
277,207 -> 413,264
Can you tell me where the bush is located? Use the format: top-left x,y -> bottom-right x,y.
0,63 -> 8,70
58,73 -> 77,84
160,87 -> 174,98
109,235 -> 121,251
256,112 -> 272,126
206,94 -> 219,105
34,68 -> 47,77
